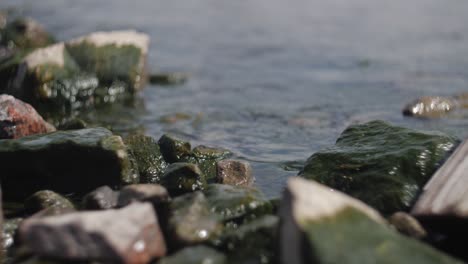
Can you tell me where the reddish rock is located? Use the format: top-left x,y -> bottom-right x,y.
0,94 -> 55,139
216,159 -> 254,187
18,202 -> 166,263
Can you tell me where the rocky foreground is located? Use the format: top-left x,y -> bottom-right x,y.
0,10 -> 467,264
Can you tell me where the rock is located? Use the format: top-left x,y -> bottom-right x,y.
204,184 -> 273,222
57,118 -> 87,130
149,72 -> 189,86
166,192 -> 222,248
299,120 -> 457,214
403,96 -> 455,118
0,94 -> 55,139
24,190 -> 75,215
65,30 -> 149,92
389,212 -> 427,239
82,186 -> 118,210
125,134 -> 167,184
0,17 -> 54,50
0,127 -> 139,200
216,159 -> 253,187
187,145 -> 232,182
279,177 -> 462,264
118,184 -> 170,208
3,218 -> 22,250
160,162 -> 206,195
158,134 -> 191,163
18,202 -> 166,263
157,246 -> 226,264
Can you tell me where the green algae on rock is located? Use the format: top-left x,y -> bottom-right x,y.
160,162 -> 206,195
158,134 -> 192,163
279,177 -> 462,264
299,120 -> 458,214
0,127 -> 138,200
184,145 -> 232,182
203,184 -> 273,222
157,246 -> 226,264
125,134 -> 167,184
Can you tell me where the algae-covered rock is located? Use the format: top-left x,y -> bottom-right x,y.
299,120 -> 457,213
24,190 -> 75,215
65,31 -> 149,92
166,192 -> 222,248
158,134 -> 192,163
0,127 -> 138,200
0,17 -> 54,50
125,134 -> 167,184
187,145 -> 232,182
204,184 -> 273,222
279,177 -> 462,264
157,246 -> 226,264
160,162 -> 206,195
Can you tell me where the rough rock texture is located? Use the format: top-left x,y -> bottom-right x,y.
0,94 -> 55,139
24,190 -> 75,215
18,202 -> 166,263
160,162 -> 206,195
66,30 -> 149,92
158,134 -> 192,163
216,159 -> 253,187
299,120 -> 457,214
389,212 -> 427,239
0,127 -> 138,200
82,186 -> 118,210
157,246 -> 226,264
186,145 -> 232,182
118,184 -> 170,208
279,177 -> 462,264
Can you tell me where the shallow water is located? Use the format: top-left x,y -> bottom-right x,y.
2,0 -> 468,197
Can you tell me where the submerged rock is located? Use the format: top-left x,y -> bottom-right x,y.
82,186 -> 118,210
157,246 -> 226,264
65,30 -> 149,92
216,159 -> 253,187
125,134 -> 167,184
403,96 -> 455,118
0,127 -> 138,200
279,177 -> 462,264
0,94 -> 55,139
24,190 -> 75,215
18,202 -> 166,263
299,120 -> 457,213
160,162 -> 206,195
149,72 -> 189,86
158,134 -> 192,163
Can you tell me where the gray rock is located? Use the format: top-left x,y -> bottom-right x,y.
160,162 -> 206,195
82,186 -> 118,210
118,184 -> 170,207
216,159 -> 254,187
18,202 -> 166,263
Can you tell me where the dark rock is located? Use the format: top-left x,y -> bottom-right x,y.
279,177 -> 462,264
65,31 -> 149,92
0,17 -> 54,50
160,162 -> 206,195
125,134 -> 167,184
403,96 -> 455,118
187,145 -> 232,181
57,118 -> 87,130
24,190 -> 74,215
18,202 -> 166,263
158,134 -> 191,163
0,127 -> 139,200
157,246 -> 226,264
82,186 -> 118,210
216,159 -> 253,187
118,184 -> 170,208
166,192 -> 222,248
299,120 -> 457,214
149,72 -> 189,86
389,212 -> 427,239
0,94 -> 55,139
204,184 -> 273,222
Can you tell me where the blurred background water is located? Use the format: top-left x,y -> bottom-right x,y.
2,0 -> 468,197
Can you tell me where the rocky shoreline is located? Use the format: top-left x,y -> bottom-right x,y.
0,10 -> 467,264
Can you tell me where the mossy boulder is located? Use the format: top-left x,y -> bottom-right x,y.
203,184 -> 273,222
299,120 -> 458,214
158,134 -> 192,163
157,246 -> 226,264
279,178 -> 462,264
160,163 -> 206,195
0,127 -> 139,200
125,134 -> 167,184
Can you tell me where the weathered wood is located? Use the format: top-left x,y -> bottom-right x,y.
412,139 -> 468,218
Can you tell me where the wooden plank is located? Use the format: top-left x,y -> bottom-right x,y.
412,139 -> 468,217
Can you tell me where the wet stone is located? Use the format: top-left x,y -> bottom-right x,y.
166,192 -> 222,248
160,162 -> 206,195
403,96 -> 456,118
0,94 -> 55,139
157,246 -> 226,264
187,145 -> 232,182
0,127 -> 139,200
299,120 -> 458,214
3,217 -> 22,250
18,202 -> 166,263
118,184 -> 170,208
125,134 -> 167,184
82,186 -> 118,210
389,212 -> 427,240
24,190 -> 74,215
216,159 -> 254,187
158,134 -> 191,163
279,177 -> 462,264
